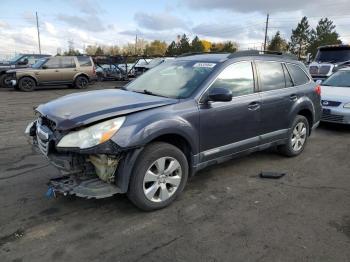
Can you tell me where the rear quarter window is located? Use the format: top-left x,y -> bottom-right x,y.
287,64 -> 310,86
77,56 -> 92,67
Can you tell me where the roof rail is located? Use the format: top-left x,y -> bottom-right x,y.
177,51 -> 229,57
228,50 -> 298,60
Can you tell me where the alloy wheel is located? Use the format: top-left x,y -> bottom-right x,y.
291,122 -> 307,151
143,157 -> 182,203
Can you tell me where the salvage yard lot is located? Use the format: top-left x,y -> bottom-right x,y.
0,82 -> 349,262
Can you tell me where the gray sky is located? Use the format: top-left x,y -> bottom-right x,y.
0,0 -> 349,55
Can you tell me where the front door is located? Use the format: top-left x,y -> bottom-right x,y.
199,61 -> 261,162
37,57 -> 61,83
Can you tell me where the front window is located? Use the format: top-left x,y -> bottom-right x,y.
9,54 -> 23,63
315,48 -> 350,63
126,60 -> 216,98
210,62 -> 254,97
322,71 -> 350,87
32,58 -> 48,69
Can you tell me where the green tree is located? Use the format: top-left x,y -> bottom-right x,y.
191,36 -> 205,52
268,31 -> 288,52
144,40 -> 168,56
221,41 -> 238,52
289,16 -> 311,59
307,18 -> 342,57
177,34 -> 191,54
165,41 -> 177,56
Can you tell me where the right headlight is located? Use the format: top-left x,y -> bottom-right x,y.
57,117 -> 125,149
344,103 -> 350,109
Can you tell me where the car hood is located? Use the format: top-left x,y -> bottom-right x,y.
36,89 -> 178,131
321,85 -> 350,101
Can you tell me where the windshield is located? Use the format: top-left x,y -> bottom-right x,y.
126,60 -> 216,98
8,54 -> 23,63
322,70 -> 350,87
32,58 -> 48,69
315,48 -> 350,63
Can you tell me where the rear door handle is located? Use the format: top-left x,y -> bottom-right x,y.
290,94 -> 298,101
248,102 -> 260,111
55,70 -> 60,72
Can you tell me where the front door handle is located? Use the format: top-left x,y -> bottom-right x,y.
248,102 -> 260,111
290,94 -> 298,101
55,70 -> 60,72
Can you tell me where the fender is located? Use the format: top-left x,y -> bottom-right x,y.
73,73 -> 90,81
113,116 -> 199,154
288,95 -> 315,127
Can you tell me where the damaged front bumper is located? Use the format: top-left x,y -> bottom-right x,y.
26,119 -> 139,199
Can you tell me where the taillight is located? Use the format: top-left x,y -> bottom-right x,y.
93,66 -> 96,75
315,85 -> 321,96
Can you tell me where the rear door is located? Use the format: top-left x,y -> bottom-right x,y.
37,57 -> 62,83
60,57 -> 77,82
256,60 -> 298,143
199,61 -> 262,162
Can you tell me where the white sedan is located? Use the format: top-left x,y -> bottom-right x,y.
319,68 -> 350,124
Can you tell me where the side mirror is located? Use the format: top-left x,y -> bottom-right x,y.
17,58 -> 28,65
208,87 -> 232,102
315,79 -> 323,85
42,65 -> 48,69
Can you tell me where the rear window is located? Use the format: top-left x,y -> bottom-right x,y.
77,56 -> 92,66
61,57 -> 76,68
287,64 -> 309,86
256,61 -> 285,91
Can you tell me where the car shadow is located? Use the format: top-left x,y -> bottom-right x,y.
318,122 -> 350,133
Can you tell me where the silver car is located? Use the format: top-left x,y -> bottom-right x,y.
320,68 -> 350,124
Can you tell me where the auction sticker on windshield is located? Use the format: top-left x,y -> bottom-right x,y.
193,62 -> 216,68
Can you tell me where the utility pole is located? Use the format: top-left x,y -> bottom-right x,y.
36,12 -> 41,54
263,13 -> 269,51
135,35 -> 138,55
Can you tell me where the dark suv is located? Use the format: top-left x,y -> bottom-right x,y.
25,51 -> 322,210
0,53 -> 50,87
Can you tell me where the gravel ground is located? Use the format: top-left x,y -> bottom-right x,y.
0,81 -> 349,262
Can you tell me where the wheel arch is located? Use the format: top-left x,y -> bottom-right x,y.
18,75 -> 38,85
74,73 -> 90,82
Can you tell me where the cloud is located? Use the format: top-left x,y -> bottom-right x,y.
134,12 -> 188,31
68,0 -> 104,15
119,29 -> 178,42
57,14 -> 105,32
181,0 -> 349,15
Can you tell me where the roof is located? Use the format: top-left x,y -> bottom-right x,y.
176,50 -> 298,63
176,53 -> 230,62
318,44 -> 350,50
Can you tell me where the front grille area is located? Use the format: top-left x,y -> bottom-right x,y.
319,65 -> 331,75
36,124 -> 53,156
309,66 -> 318,75
321,100 -> 342,107
322,111 -> 344,123
40,116 -> 56,131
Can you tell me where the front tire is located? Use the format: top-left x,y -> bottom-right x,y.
279,115 -> 309,157
127,142 -> 189,211
18,77 -> 36,91
0,74 -> 9,88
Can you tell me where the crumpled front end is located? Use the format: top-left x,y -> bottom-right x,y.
26,116 -> 126,199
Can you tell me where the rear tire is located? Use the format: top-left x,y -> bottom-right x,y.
127,142 -> 188,211
18,77 -> 36,92
74,75 -> 89,89
279,115 -> 309,157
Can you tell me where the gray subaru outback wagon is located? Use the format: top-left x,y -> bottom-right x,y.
26,51 -> 322,210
